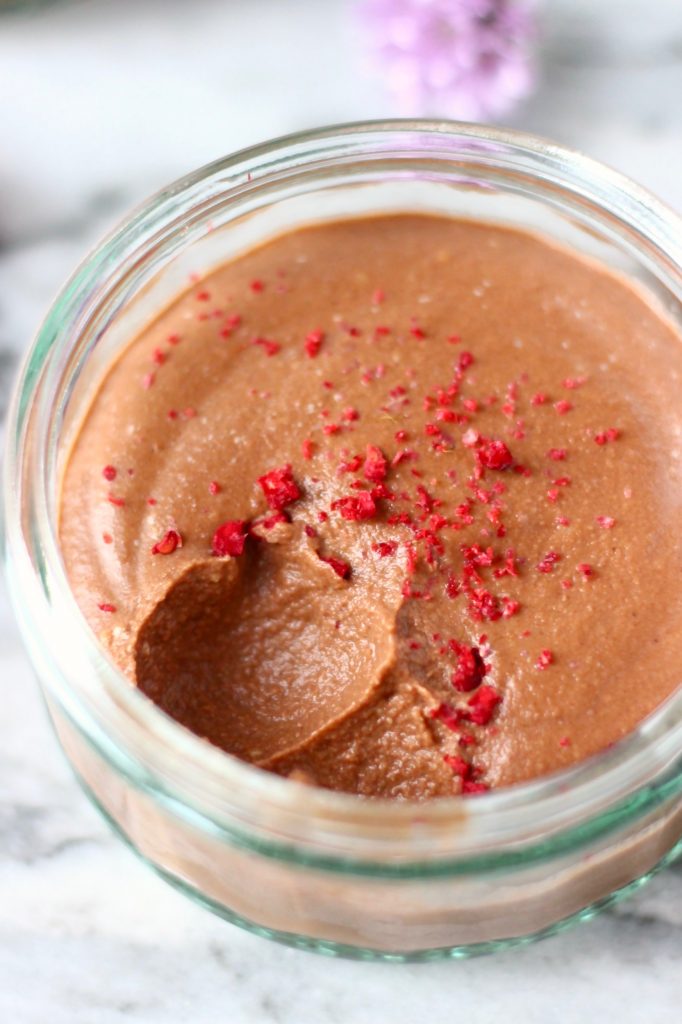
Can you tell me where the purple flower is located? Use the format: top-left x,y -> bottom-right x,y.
358,0 -> 538,121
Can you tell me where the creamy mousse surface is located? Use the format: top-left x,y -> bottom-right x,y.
60,215 -> 682,799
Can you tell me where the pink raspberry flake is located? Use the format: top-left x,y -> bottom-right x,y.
596,515 -> 616,529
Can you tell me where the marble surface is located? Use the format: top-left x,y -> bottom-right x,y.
1,1 -> 681,1020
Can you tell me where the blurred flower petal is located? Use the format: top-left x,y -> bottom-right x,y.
359,0 -> 538,120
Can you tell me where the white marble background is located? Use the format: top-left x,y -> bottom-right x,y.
1,1 -> 681,1021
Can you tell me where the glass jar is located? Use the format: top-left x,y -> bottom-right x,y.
4,121 -> 682,962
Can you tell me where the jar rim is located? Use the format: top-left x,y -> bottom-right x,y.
4,119 -> 682,863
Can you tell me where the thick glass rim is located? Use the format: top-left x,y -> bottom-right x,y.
4,119 -> 682,866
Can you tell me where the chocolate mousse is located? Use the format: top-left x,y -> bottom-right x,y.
59,215 -> 682,799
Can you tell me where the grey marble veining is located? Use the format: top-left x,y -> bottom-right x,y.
1,1 -> 681,1020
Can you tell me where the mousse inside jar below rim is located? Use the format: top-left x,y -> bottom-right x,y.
59,214 -> 682,799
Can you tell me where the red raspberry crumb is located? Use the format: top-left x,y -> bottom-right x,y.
251,336 -> 280,357
554,399 -> 573,415
373,541 -> 398,557
97,602 -> 117,613
596,515 -> 616,529
547,448 -> 567,461
537,551 -> 562,573
501,598 -> 521,618
301,438 -> 315,460
462,780 -> 489,795
577,562 -> 595,579
429,703 -> 463,731
211,520 -> 248,557
478,439 -> 513,470
594,427 -> 621,445
319,555 -> 351,579
363,445 -> 388,483
208,481 -> 221,495
151,529 -> 182,555
249,279 -> 264,293
451,644 -> 488,693
102,465 -> 117,481
443,755 -> 471,778
258,465 -> 301,511
530,392 -> 548,406
304,329 -> 324,358
331,491 -> 377,521
465,685 -> 502,726
535,649 -> 554,670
